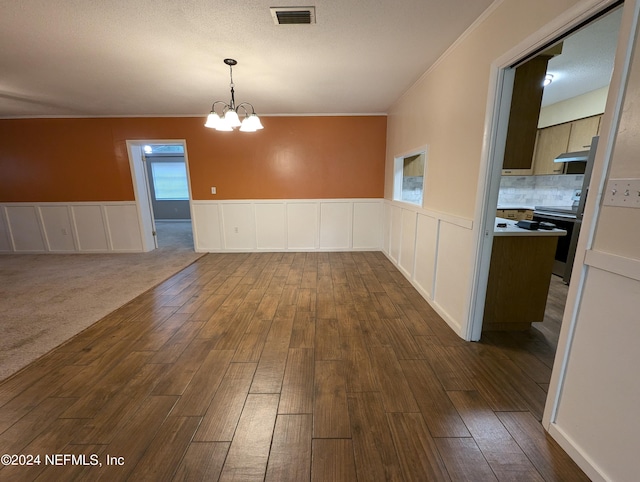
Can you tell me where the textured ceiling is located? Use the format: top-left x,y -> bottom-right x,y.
0,2 -> 623,119
0,0 -> 495,117
542,7 -> 622,107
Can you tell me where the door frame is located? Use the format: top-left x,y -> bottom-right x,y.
467,0 -> 616,341
468,0 -> 632,431
126,139 -> 194,251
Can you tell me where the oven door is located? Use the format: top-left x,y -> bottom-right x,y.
563,219 -> 582,283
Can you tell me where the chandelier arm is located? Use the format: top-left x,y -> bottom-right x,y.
209,100 -> 230,113
236,102 -> 257,116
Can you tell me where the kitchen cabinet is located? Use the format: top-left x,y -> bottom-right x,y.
532,114 -> 601,175
502,55 -> 551,175
567,115 -> 601,151
483,218 -> 567,331
532,123 -> 571,175
496,209 -> 533,221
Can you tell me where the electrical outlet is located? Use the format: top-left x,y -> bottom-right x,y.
603,178 -> 640,208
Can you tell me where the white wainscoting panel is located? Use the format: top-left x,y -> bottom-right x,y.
105,204 -> 143,252
190,199 -> 382,253
40,205 -> 76,252
192,203 -> 222,251
72,205 -> 110,251
320,202 -> 351,249
255,203 -> 286,250
382,200 -> 474,339
2,199 -> 383,255
0,202 -> 145,253
353,201 -> 382,249
552,265 -> 640,482
222,203 -> 256,250
287,203 -> 319,250
389,205 -> 402,263
433,221 -> 473,332
399,209 -> 417,277
383,203 -> 392,253
414,213 -> 439,298
6,205 -> 46,252
0,208 -> 11,251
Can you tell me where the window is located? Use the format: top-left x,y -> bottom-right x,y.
393,149 -> 426,206
144,144 -> 185,155
150,162 -> 189,200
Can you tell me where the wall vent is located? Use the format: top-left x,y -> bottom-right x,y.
270,6 -> 316,25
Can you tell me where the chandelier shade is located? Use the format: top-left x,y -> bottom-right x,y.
205,59 -> 263,132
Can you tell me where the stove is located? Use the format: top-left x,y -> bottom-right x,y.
532,206 -> 579,282
533,205 -> 578,218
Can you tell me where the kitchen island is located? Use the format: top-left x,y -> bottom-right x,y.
483,217 -> 567,331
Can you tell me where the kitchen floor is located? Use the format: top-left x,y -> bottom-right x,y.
533,274 -> 569,351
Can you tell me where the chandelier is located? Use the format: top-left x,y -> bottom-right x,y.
204,58 -> 264,132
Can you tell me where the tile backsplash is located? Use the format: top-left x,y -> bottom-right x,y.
498,174 -> 584,207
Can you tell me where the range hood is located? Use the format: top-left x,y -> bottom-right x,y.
554,150 -> 589,162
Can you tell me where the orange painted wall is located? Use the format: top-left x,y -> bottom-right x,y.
0,116 -> 386,202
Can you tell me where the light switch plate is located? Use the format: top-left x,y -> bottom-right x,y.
211,187 -> 217,195
603,178 -> 640,208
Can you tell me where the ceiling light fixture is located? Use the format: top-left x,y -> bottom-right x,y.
205,59 -> 263,132
543,73 -> 554,86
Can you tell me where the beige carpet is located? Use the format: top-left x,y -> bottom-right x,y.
0,220 -> 204,381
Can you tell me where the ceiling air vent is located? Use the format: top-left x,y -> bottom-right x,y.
270,6 -> 316,25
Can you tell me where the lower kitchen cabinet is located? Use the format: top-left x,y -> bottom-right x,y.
483,235 -> 560,331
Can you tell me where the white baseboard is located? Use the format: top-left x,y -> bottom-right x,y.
547,423 -> 608,482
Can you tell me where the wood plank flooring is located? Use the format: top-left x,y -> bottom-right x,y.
0,252 -> 589,481
533,274 -> 569,349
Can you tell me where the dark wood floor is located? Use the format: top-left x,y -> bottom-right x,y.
0,252 -> 588,481
532,274 -> 569,350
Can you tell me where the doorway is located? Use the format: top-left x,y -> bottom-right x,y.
126,140 -> 195,252
472,5 -> 623,343
468,2 -> 622,380
143,144 -> 194,250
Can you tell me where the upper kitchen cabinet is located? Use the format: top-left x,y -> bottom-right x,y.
533,114 -> 601,175
567,115 -> 601,151
533,123 -> 571,175
502,55 -> 552,175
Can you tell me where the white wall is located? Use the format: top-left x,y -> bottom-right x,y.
383,0 -> 588,338
538,86 -> 608,128
384,0 -> 587,218
546,3 -> 640,479
0,202 -> 144,253
191,199 -> 382,252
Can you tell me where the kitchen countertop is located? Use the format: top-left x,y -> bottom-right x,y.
496,205 -> 536,210
493,217 -> 567,237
